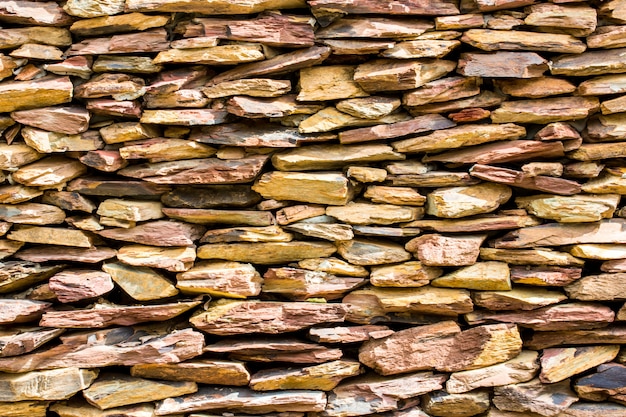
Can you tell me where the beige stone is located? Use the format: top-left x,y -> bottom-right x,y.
298,107 -> 410,134
102,262 -> 179,301
491,96 -> 599,124
0,76 -> 73,113
423,389 -> 491,417
336,238 -> 411,266
363,185 -> 426,206
480,248 -> 585,266
8,226 -> 94,248
97,199 -> 163,222
326,202 -> 420,225
432,261 -> 511,290
472,287 -> 568,311
12,156 -> 87,189
297,257 -> 369,277
354,59 -> 456,92
569,244 -> 626,260
131,359 -> 250,386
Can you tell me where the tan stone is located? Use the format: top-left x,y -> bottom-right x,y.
326,202 -> 420,225
472,287 -> 568,310
406,234 -> 486,266
426,183 -> 512,218
253,171 -> 355,205
491,96 -> 599,124
516,194 -> 619,223
363,186 -> 426,206
262,267 -> 365,301
190,299 -> 347,335
273,143 -> 404,171
131,359 -> 250,386
370,261 -> 442,287
495,77 -> 576,98
202,79 -> 291,98
359,321 -> 522,374
462,29 -> 586,53
493,378 -> 578,417
381,39 -> 460,58
551,48 -> 626,76
154,45 -> 265,66
324,372 -> 446,416
316,16 -> 432,39
354,59 -> 456,92
162,208 -> 273,227
102,262 -> 179,301
392,123 -> 525,153
0,144 -> 41,170
96,199 -> 163,222
51,401 -> 158,417
297,257 -> 369,277
0,76 -> 72,113
540,345 -> 620,383
0,203 -> 64,225
336,97 -> 401,119
12,156 -> 87,188
297,65 -> 367,101
432,261 -> 511,290
83,373 -> 197,410
525,3 -> 597,36
197,241 -> 336,264
423,390 -> 490,417
117,245 -> 196,272
403,76 -> 480,107
480,248 -> 585,266
465,302 -> 615,331
569,244 -> 626,260
457,52 -> 548,78
0,368 -> 97,401
93,55 -> 163,74
176,261 -> 261,298
447,351 -> 539,393
336,238 -> 411,266
250,360 -> 361,391
298,107 -> 410,134
345,285 -> 472,321
99,122 -> 160,145
8,226 -> 94,248
200,225 -> 293,244
0,26 -> 71,49
521,162 -> 564,177
155,387 -> 325,415
139,109 -> 228,126
565,272 -> 626,301
308,325 -> 393,344
578,74 -> 626,96
583,170 -> 626,194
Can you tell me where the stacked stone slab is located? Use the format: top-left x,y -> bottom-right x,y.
0,0 -> 625,416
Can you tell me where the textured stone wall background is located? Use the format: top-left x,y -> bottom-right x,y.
0,0 -> 625,416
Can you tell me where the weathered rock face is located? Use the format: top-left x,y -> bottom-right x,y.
0,1 -> 624,416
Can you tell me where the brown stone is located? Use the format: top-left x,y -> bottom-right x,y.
191,299 -> 346,335
574,363 -> 626,401
462,29 -> 586,53
370,261 -> 441,287
526,326 -> 626,350
317,17 -> 432,39
0,261 -> 64,294
0,326 -> 64,358
481,248 -> 585,266
67,178 -> 170,197
117,245 -> 195,273
0,368 -> 97,402
525,3 -> 597,36
515,194 -> 619,223
0,299 -> 51,324
510,266 -> 581,286
472,287 -> 567,311
51,401 -> 159,417
491,96 -> 599,124
406,212 -> 540,233
197,241 -> 335,264
102,262 -> 178,301
552,47 -> 626,76
253,171 -> 354,205
297,257 -> 369,277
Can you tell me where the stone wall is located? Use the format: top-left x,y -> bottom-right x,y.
0,0 -> 625,416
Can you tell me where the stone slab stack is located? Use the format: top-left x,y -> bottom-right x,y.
0,0 -> 624,416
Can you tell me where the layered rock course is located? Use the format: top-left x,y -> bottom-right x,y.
0,0 -> 624,416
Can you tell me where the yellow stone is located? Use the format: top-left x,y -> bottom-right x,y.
431,261 -> 511,290
297,65 -> 368,101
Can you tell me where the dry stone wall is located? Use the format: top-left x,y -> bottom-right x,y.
0,0 -> 625,416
